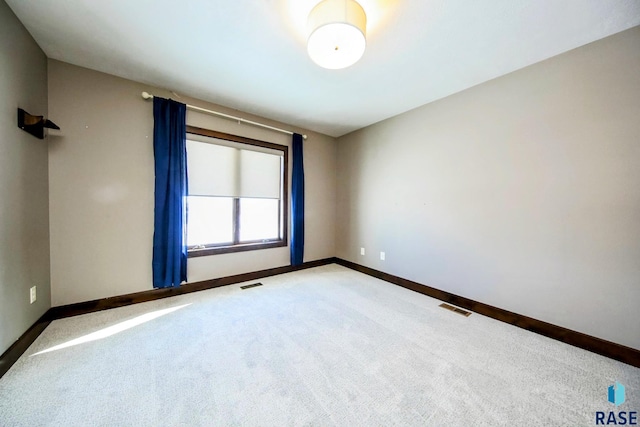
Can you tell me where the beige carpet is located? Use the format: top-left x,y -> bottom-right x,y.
0,264 -> 638,426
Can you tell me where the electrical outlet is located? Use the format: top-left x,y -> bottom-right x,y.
30,286 -> 36,304
380,252 -> 385,261
360,247 -> 365,256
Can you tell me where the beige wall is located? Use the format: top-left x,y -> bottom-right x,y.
48,60 -> 336,306
0,0 -> 50,355
336,27 -> 640,350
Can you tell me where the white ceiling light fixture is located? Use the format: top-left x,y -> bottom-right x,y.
307,0 -> 367,70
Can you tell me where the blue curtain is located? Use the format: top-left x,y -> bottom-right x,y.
152,97 -> 188,288
291,133 -> 305,266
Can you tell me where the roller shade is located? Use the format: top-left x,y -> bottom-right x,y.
187,138 -> 282,199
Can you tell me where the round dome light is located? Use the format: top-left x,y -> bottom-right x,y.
307,0 -> 367,70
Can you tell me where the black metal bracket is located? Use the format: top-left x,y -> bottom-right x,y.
17,108 -> 60,139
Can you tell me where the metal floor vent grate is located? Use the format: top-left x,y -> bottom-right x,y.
240,283 -> 263,290
439,303 -> 471,317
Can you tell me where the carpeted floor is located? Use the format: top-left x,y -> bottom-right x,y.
0,264 -> 638,426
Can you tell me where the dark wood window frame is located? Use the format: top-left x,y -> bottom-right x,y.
185,126 -> 288,258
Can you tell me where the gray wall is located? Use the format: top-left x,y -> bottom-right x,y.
0,0 -> 51,355
48,60 -> 337,306
336,27 -> 640,350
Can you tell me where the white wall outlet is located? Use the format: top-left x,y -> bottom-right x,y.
30,286 -> 36,304
380,252 -> 386,261
360,247 -> 365,256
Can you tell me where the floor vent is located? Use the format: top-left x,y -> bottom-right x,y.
240,283 -> 263,290
439,303 -> 471,317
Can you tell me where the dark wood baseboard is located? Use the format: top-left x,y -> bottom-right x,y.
334,258 -> 640,368
0,257 -> 336,380
0,313 -> 52,379
49,257 -> 337,319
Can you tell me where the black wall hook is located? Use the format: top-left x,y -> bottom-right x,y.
17,108 -> 60,139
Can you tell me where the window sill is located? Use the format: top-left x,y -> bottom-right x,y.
187,240 -> 287,258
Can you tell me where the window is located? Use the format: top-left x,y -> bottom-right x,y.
185,126 -> 288,257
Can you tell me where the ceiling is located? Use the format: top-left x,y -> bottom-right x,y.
6,1 -> 640,138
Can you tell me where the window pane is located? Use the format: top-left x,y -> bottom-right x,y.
239,198 -> 279,242
187,196 -> 233,246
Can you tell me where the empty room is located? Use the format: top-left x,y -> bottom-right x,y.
1,0 -> 639,425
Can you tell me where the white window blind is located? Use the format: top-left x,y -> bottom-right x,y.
187,137 -> 283,199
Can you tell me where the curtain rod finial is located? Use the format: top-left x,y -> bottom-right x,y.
142,91 -> 153,100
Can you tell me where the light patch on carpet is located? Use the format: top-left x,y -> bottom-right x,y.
31,303 -> 191,356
